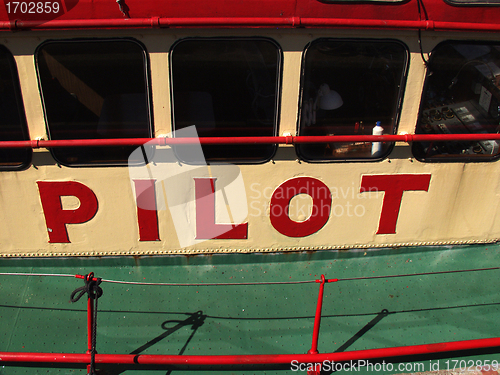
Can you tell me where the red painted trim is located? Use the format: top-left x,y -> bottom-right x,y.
3,17 -> 295,29
1,336 -> 500,366
2,134 -> 500,149
0,0 -> 498,32
1,17 -> 499,32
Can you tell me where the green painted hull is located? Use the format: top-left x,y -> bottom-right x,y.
1,244 -> 500,374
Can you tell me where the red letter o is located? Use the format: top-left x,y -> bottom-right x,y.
270,177 -> 331,237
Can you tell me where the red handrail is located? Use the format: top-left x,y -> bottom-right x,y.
2,133 -> 500,148
1,336 -> 500,366
2,272 -> 499,370
2,17 -> 500,32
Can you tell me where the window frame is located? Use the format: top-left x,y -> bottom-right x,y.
412,40 -> 500,163
35,37 -> 153,167
169,36 -> 282,164
296,38 -> 409,163
0,45 -> 31,171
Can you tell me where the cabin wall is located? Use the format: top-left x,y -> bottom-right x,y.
1,28 -> 499,257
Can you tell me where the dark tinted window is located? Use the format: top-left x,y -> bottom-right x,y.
297,39 -> 407,162
413,41 -> 500,161
37,39 -> 151,166
0,45 -> 31,170
170,38 -> 280,163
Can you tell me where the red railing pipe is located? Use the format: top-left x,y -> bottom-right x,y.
87,298 -> 93,354
308,275 -> 339,375
2,133 -> 500,149
309,275 -> 340,355
1,336 -> 500,366
86,296 -> 93,374
308,275 -> 326,355
1,17 -> 500,33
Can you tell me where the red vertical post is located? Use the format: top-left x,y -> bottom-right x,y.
309,274 -> 326,356
86,273 -> 94,374
87,297 -> 93,352
87,297 -> 93,374
307,275 -> 326,375
307,275 -> 338,375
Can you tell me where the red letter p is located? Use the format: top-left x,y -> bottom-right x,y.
37,181 -> 98,243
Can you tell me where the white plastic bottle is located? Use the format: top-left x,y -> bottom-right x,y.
371,121 -> 384,156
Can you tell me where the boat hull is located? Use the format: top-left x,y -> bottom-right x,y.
1,243 -> 499,374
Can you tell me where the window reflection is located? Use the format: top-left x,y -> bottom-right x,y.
171,38 -> 280,163
297,39 -> 407,161
413,41 -> 500,161
37,39 -> 151,166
